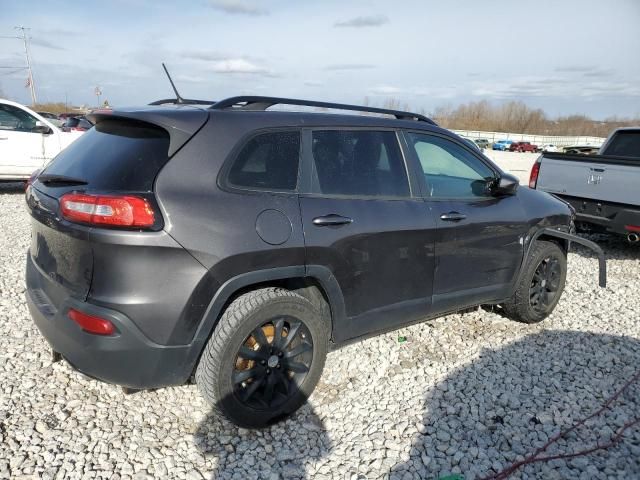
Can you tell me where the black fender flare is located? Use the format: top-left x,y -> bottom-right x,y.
512,228 -> 606,294
183,265 -> 346,374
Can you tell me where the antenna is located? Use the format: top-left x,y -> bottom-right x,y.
161,63 -> 183,104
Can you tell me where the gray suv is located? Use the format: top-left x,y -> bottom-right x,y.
25,96 -> 605,428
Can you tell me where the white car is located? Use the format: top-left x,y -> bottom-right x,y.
539,144 -> 560,153
0,99 -> 84,180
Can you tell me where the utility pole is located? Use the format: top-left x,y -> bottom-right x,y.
94,86 -> 102,107
15,26 -> 37,105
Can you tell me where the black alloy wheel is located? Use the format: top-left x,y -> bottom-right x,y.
232,317 -> 313,409
529,256 -> 561,313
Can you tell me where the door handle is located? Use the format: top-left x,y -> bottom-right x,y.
440,212 -> 467,222
0,137 -> 8,140
312,214 -> 353,226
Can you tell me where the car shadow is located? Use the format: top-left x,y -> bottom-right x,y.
389,330 -> 640,479
0,181 -> 25,194
194,398 -> 331,479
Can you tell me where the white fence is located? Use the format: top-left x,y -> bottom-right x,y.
452,129 -> 606,147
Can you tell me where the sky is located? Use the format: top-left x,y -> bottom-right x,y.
0,0 -> 639,119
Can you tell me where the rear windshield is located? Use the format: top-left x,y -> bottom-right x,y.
43,119 -> 170,191
603,131 -> 640,158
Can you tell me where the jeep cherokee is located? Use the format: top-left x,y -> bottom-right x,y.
25,96 -> 606,428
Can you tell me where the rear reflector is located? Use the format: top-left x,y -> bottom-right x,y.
68,308 -> 115,335
529,160 -> 541,188
625,225 -> 640,232
60,193 -> 155,228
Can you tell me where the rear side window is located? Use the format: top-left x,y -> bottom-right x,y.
42,119 -> 170,191
227,131 -> 300,191
604,131 -> 640,158
310,130 -> 409,198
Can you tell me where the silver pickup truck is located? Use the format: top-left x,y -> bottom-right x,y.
530,127 -> 640,243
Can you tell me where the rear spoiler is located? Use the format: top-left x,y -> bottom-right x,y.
86,106 -> 208,157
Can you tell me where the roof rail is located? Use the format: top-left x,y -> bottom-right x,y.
210,96 -> 437,125
149,98 -> 217,106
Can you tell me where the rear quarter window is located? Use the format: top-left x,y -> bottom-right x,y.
42,119 -> 170,192
225,130 -> 301,191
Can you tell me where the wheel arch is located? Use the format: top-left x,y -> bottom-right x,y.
185,265 -> 346,379
535,232 -> 569,254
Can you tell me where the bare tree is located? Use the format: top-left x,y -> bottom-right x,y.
363,97 -> 639,136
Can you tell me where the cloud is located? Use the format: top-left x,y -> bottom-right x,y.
583,69 -> 614,78
304,80 -> 324,87
555,65 -> 614,78
470,76 -> 640,99
334,14 -> 389,28
555,65 -> 597,73
208,0 -> 268,16
368,85 -> 403,95
175,74 -> 207,83
29,38 -> 65,51
38,28 -> 81,37
182,51 -> 235,62
324,63 -> 376,71
208,58 -> 271,75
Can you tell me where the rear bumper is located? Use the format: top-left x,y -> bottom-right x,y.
26,254 -> 195,389
555,195 -> 640,236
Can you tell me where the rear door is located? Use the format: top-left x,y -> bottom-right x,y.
299,129 -> 436,341
404,131 -> 527,312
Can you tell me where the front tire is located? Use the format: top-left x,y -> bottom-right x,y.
503,240 -> 567,324
195,288 -> 329,428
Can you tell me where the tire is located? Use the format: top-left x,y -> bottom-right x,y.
195,287 -> 329,428
503,240 -> 567,324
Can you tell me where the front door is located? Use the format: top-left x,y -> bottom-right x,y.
0,103 -> 46,178
404,131 -> 527,313
300,129 -> 437,342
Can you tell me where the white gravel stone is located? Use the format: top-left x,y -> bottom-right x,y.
0,181 -> 639,479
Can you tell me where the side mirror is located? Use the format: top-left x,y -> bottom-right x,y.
492,172 -> 519,196
33,121 -> 53,135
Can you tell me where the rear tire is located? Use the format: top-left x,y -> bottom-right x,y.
503,240 -> 567,324
195,287 -> 329,428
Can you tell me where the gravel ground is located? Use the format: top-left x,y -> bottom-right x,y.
483,150 -> 537,184
0,181 -> 639,480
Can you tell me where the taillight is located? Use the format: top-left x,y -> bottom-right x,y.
529,159 -> 541,188
68,308 -> 115,335
60,193 -> 155,228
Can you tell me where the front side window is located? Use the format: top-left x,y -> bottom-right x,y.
310,130 -> 409,198
227,131 -> 300,191
407,133 -> 495,199
0,104 -> 37,132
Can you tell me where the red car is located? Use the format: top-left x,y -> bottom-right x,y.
509,141 -> 538,153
